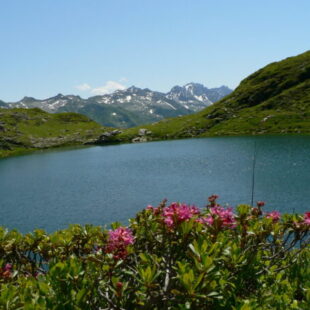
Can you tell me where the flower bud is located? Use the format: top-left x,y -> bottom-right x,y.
257,201 -> 265,208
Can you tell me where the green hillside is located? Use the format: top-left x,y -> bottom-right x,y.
60,103 -> 161,128
0,108 -> 107,158
112,51 -> 310,143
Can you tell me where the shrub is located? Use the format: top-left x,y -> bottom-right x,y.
0,196 -> 309,309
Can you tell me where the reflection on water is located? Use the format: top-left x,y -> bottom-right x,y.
0,135 -> 309,232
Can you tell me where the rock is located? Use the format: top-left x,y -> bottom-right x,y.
101,132 -> 113,138
132,137 -> 140,143
100,130 -> 122,138
95,135 -> 108,143
262,115 -> 273,122
132,136 -> 148,143
138,128 -> 152,136
88,129 -> 122,145
139,128 -> 148,136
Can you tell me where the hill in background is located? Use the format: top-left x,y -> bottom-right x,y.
113,51 -> 310,142
0,108 -> 108,157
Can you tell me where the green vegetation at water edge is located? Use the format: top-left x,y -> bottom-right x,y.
0,197 -> 309,309
0,108 -> 107,158
111,51 -> 310,143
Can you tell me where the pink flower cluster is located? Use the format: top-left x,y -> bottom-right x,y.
148,196 -> 237,230
265,211 -> 281,222
106,227 -> 134,260
162,203 -> 200,228
207,205 -> 236,229
303,212 -> 310,226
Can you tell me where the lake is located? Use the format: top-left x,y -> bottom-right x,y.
0,136 -> 309,233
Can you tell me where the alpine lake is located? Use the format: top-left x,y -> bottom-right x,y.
0,135 -> 309,233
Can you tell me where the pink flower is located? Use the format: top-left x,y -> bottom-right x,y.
195,218 -> 204,224
303,212 -> 310,225
106,227 -> 134,259
108,227 -> 134,247
265,211 -> 281,222
196,216 -> 214,226
205,216 -> 214,225
146,205 -> 153,210
4,264 -> 12,272
209,205 -> 236,228
164,217 -> 174,227
304,219 -> 310,225
162,203 -> 200,228
146,205 -> 160,215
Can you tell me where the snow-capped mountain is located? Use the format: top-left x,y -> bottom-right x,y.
167,83 -> 212,111
2,83 -> 232,128
166,83 -> 232,111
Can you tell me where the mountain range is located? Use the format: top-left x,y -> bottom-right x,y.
2,84 -> 232,128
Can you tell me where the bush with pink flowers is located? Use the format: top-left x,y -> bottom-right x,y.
0,196 -> 309,309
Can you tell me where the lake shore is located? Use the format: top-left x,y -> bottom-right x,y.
1,132 -> 309,160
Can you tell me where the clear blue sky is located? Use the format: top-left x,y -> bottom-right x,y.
0,0 -> 309,101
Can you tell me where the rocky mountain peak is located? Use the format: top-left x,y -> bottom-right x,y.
21,96 -> 36,102
184,82 -> 205,91
54,93 -> 65,99
127,86 -> 141,93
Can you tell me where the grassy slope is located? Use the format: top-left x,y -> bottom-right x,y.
0,108 -> 107,158
113,51 -> 310,142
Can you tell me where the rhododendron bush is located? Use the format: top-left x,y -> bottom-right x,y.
0,196 -> 309,309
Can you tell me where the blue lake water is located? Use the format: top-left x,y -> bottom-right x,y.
0,136 -> 309,232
